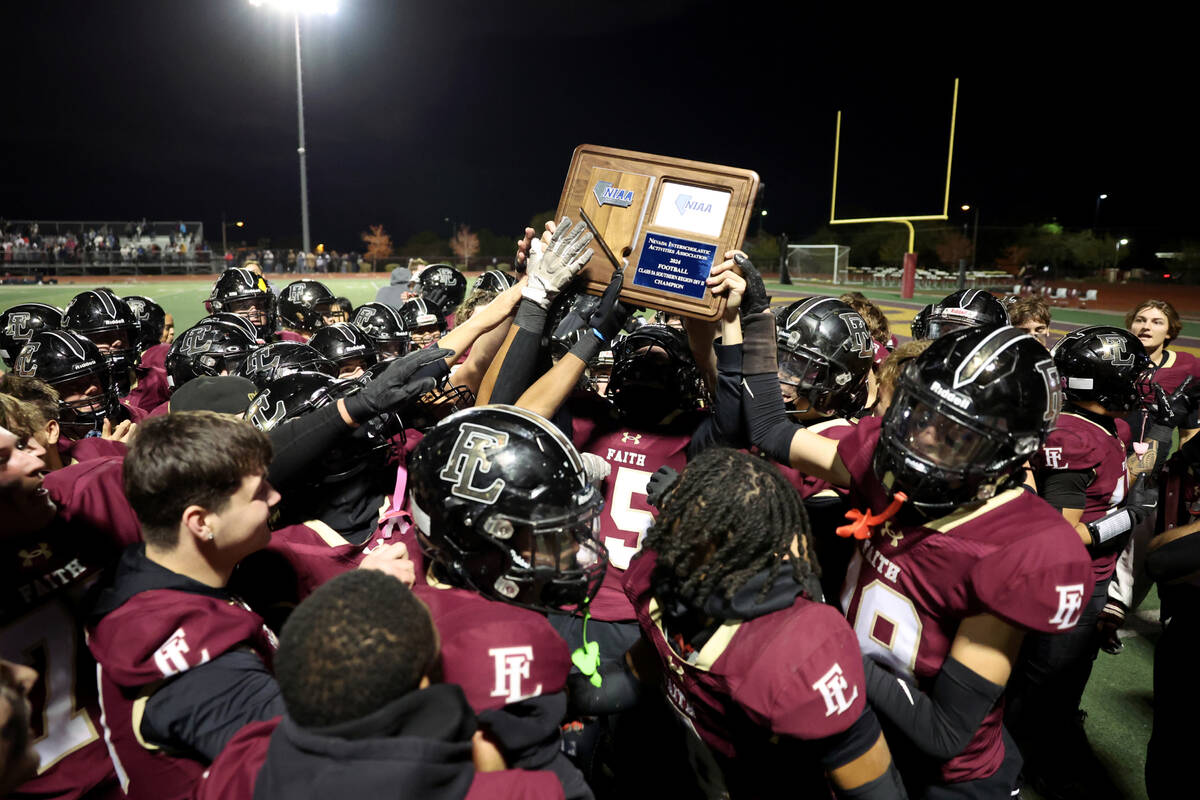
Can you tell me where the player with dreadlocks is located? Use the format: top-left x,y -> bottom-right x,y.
604,447 -> 906,799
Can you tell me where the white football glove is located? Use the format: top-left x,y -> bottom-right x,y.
521,216 -> 595,308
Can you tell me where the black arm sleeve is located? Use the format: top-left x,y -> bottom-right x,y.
741,371 -> 801,464
266,403 -> 351,489
688,340 -> 745,461
861,656 -> 1003,761
1038,469 -> 1091,511
478,692 -> 594,800
140,649 -> 285,762
1146,526 -> 1200,582
490,301 -> 549,405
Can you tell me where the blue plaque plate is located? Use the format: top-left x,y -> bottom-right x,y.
632,233 -> 717,300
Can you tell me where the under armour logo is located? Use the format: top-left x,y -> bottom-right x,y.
811,662 -> 859,717
18,542 -> 53,567
153,628 -> 211,678
620,432 -> 642,445
1043,446 -> 1066,469
1048,584 -> 1086,630
489,646 -> 542,704
440,423 -> 509,504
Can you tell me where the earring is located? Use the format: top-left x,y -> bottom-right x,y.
206,532 -> 215,542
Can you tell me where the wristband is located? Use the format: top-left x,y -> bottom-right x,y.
1087,508 -> 1134,545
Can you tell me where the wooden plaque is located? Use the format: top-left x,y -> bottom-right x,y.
554,145 -> 760,322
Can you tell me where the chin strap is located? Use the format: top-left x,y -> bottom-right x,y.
836,492 -> 907,540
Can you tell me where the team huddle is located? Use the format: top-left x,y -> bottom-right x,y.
2,217 -> 1199,800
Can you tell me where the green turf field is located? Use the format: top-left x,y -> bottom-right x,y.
0,277 -> 1161,798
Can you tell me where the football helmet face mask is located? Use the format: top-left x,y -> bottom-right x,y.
64,288 -> 140,377
925,290 -> 1009,339
207,268 -> 277,339
278,280 -> 336,332
1051,325 -> 1152,413
123,296 -> 166,352
408,404 -> 607,613
416,264 -> 468,317
308,323 -> 380,379
13,330 -> 120,439
1,303 -> 64,368
873,326 -> 1062,513
235,342 -> 337,391
398,298 -> 447,349
775,297 -> 874,417
607,324 -> 708,426
351,303 -> 412,361
165,322 -> 261,390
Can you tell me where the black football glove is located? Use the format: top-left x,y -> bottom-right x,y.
589,269 -> 632,342
732,253 -> 770,317
646,465 -> 679,510
421,286 -> 453,318
1149,376 -> 1195,429
342,347 -> 451,422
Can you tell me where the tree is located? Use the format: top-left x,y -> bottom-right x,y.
934,232 -> 972,266
361,225 -> 392,262
995,245 -> 1031,270
449,224 -> 480,268
398,231 -> 445,261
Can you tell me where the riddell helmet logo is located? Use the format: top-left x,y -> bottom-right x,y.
593,181 -> 634,208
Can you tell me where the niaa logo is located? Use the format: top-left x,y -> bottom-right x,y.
675,194 -> 712,215
593,181 -> 634,208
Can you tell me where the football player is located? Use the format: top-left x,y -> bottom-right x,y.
277,280 -> 339,341
1,403 -> 142,800
85,412 -> 412,800
1006,295 -> 1052,348
742,318 -> 1094,796
611,447 -> 908,799
910,289 -> 1009,340
0,303 -> 64,370
351,302 -> 412,362
122,296 -> 173,413
307,322 -> 379,380
165,319 -> 260,392
193,571 -> 565,800
206,268 -> 277,341
1006,325 -> 1152,798
398,297 -> 448,350
414,263 -> 468,327
64,288 -> 140,395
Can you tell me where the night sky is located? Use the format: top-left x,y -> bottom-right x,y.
3,2 -> 1194,257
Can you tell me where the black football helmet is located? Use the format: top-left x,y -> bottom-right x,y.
123,295 -> 166,351
398,297 -> 447,332
924,290 -> 1009,339
408,404 -> 607,613
308,323 -> 380,377
246,371 -> 390,484
165,321 -> 260,390
278,280 -> 337,332
473,269 -> 516,294
1,303 -> 64,368
351,302 -> 411,361
776,297 -> 874,417
874,326 -> 1062,513
1052,326 -> 1152,413
235,342 -> 337,390
64,288 -> 140,378
607,324 -> 708,426
207,268 -> 277,339
416,264 -> 468,316
197,313 -> 263,344
910,304 -> 932,340
13,330 -> 121,439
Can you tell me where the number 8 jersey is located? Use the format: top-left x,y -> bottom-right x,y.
835,417 -> 1095,784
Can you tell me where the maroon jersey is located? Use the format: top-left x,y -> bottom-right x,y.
127,342 -> 171,413
414,582 -> 570,713
87,581 -> 277,800
775,417 -> 856,500
193,717 -> 564,800
1147,349 -> 1199,397
274,329 -> 307,344
64,437 -> 127,465
624,551 -> 866,792
2,458 -> 138,800
836,416 -> 1095,784
572,417 -> 690,621
1032,411 -> 1131,581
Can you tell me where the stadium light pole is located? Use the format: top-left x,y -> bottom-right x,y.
249,0 -> 337,256
960,204 -> 979,269
1115,237 -> 1129,266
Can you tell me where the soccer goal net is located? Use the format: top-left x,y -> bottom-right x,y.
784,244 -> 851,284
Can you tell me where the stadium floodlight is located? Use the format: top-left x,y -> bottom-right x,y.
249,0 -> 336,256
249,0 -> 338,14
